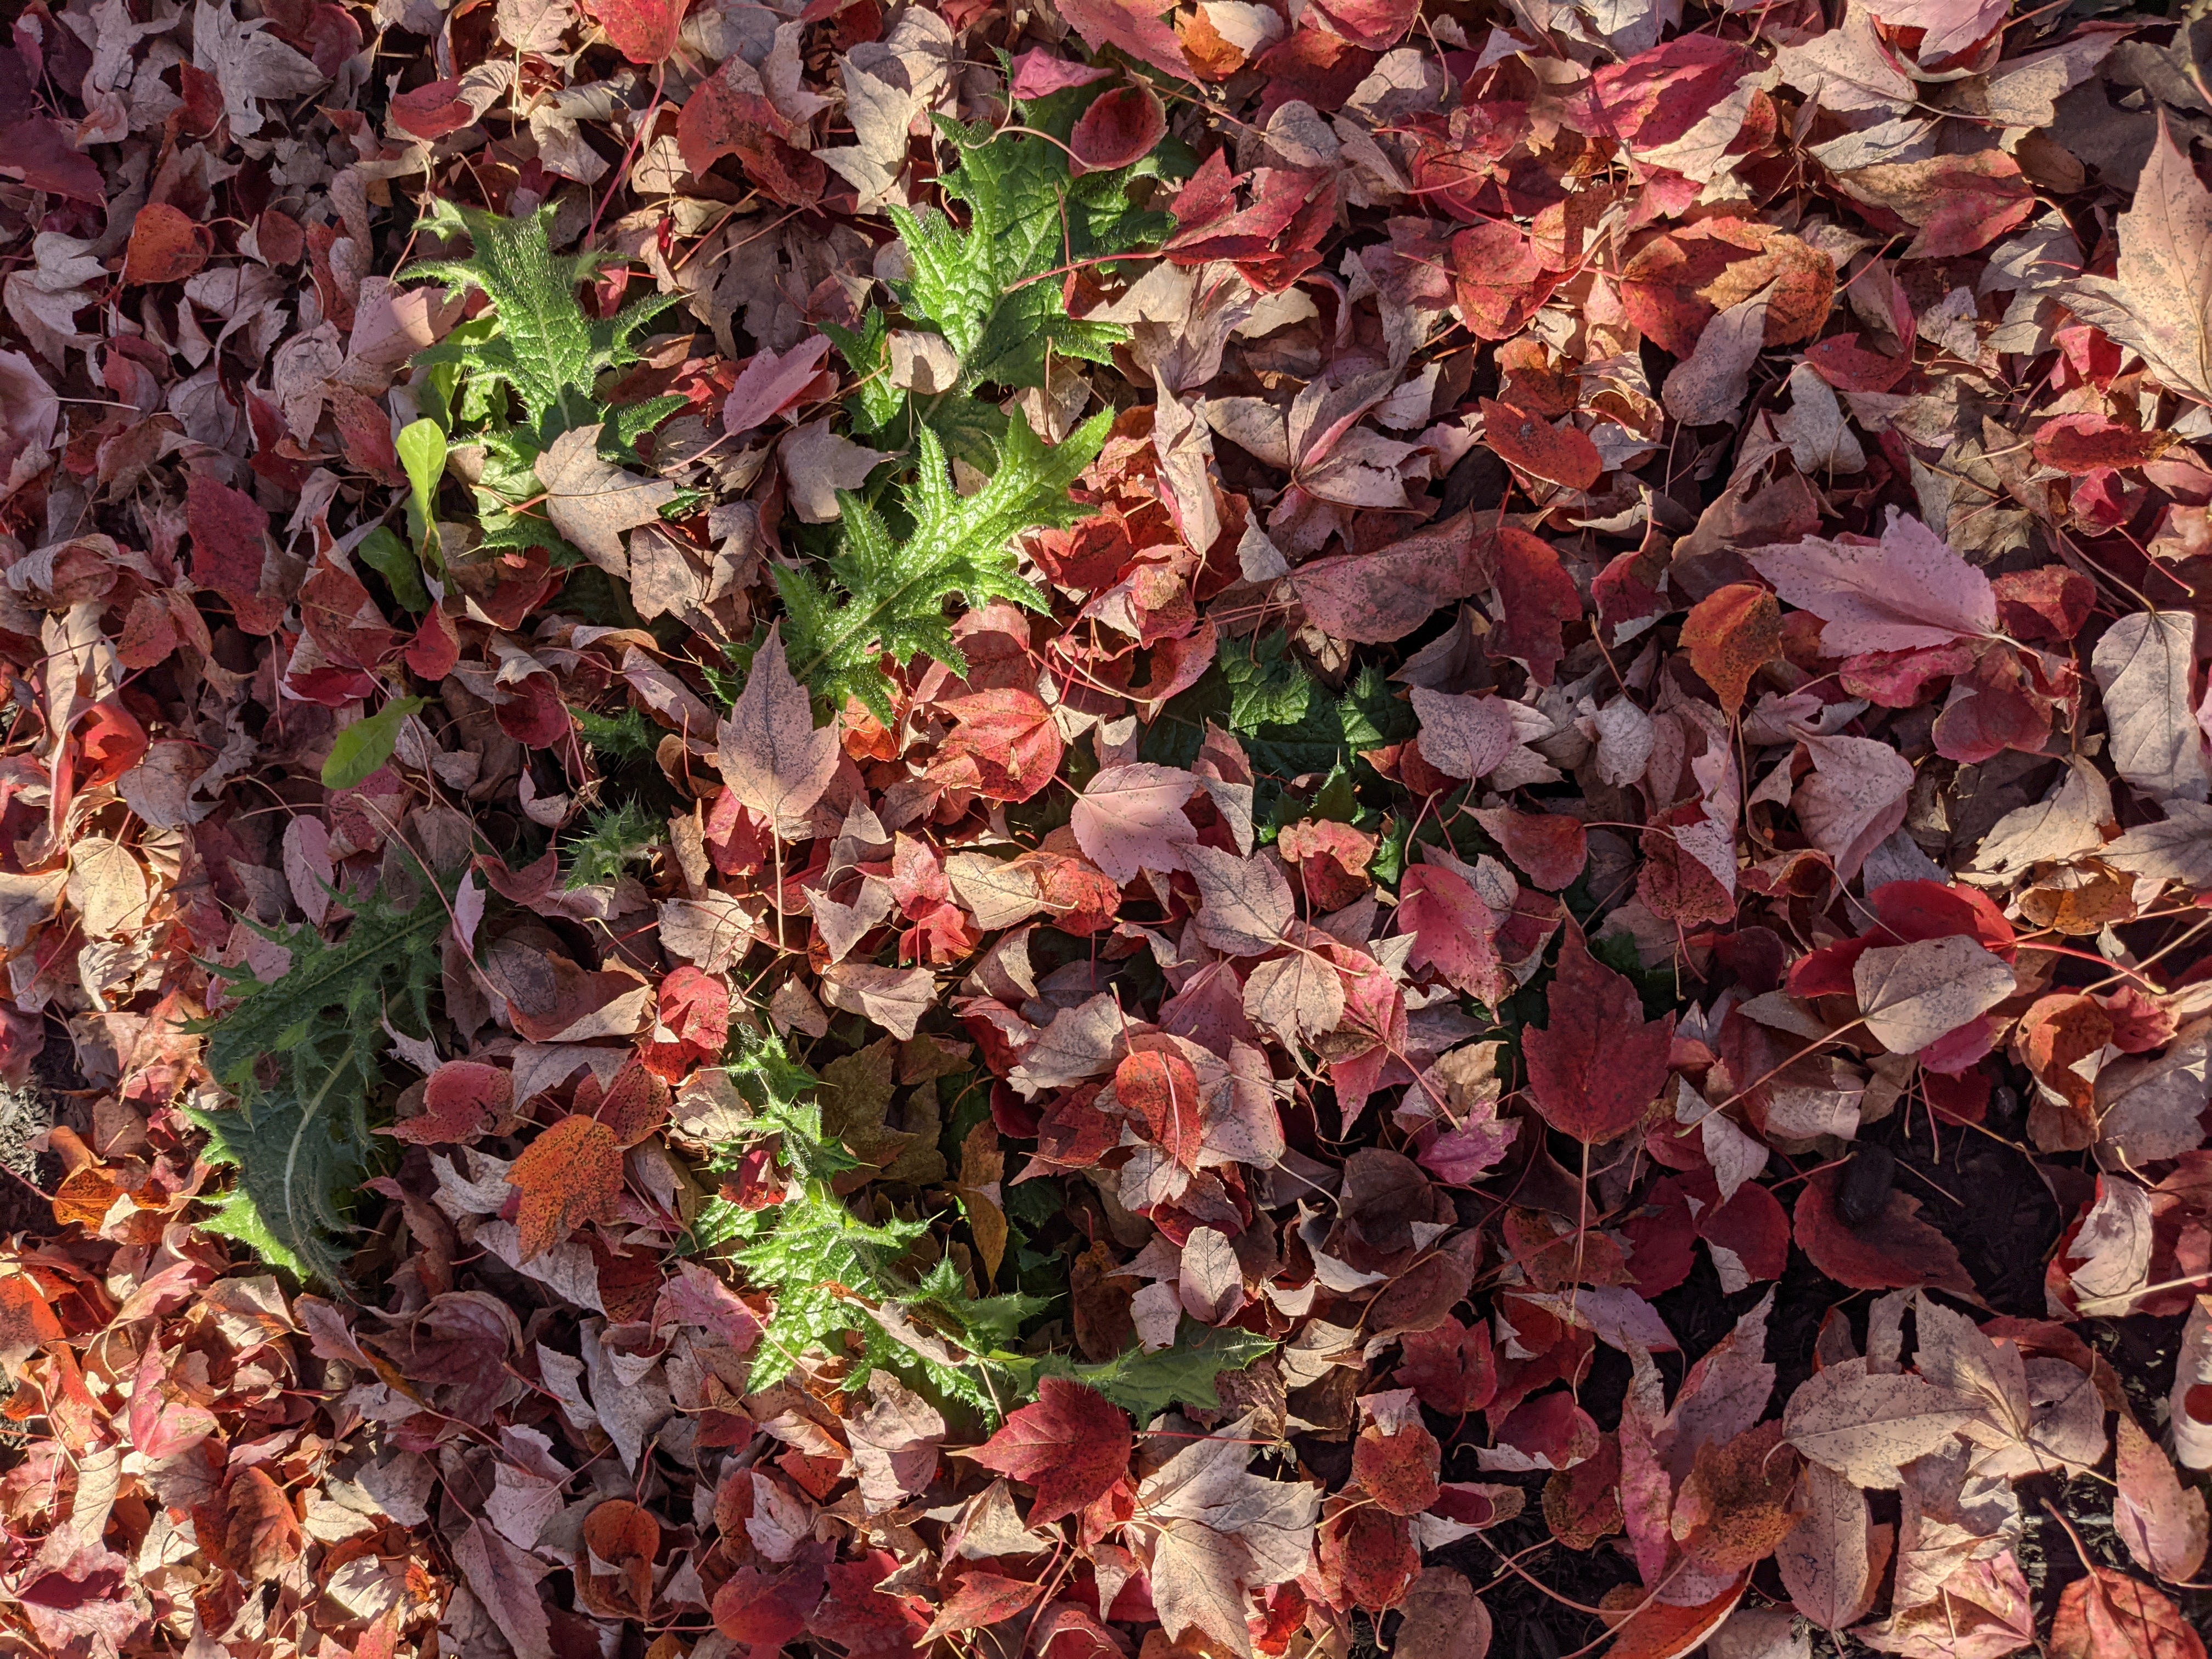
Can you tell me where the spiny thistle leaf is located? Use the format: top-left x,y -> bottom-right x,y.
562,797 -> 665,889
687,1030 -> 1046,1419
780,411 -> 1112,723
402,199 -> 681,449
1029,1323 -> 1278,1420
190,878 -> 447,1286
889,120 -> 1137,393
399,201 -> 684,568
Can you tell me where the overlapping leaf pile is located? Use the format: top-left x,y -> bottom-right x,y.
8,0 -> 2212,1655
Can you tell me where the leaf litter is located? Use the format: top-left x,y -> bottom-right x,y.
6,0 -> 2212,1655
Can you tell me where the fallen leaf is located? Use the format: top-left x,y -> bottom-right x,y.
723,335 -> 831,439
1291,510 -> 1484,644
932,689 -> 1064,804
2050,1566 -> 2205,1659
2092,610 -> 2205,803
2065,121 -> 2212,405
1663,290 -> 1771,426
584,0 -> 690,62
534,424 -> 678,577
1481,400 -> 1601,490
718,627 -> 841,838
1776,1462 -> 1876,1632
1410,689 -> 1516,780
1681,584 -> 1781,716
2115,1409 -> 2211,1583
1070,763 -> 1199,882
1852,934 -> 2016,1055
1750,513 -> 1995,654
1793,733 -> 1914,884
969,1371 -> 1132,1531
1782,1357 -> 1974,1488
817,961 -> 938,1039
1393,1567 -> 1492,1659
1069,80 -> 1166,171
506,1114 -> 623,1261
779,420 -> 890,522
1187,845 -> 1295,956
1523,922 -> 1675,1144
1055,0 -> 1192,80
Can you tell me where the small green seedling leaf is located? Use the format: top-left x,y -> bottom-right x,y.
358,527 -> 430,613
397,419 -> 447,549
323,697 -> 426,789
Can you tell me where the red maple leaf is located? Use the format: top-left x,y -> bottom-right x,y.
1522,922 -> 1674,1145
967,1376 -> 1132,1523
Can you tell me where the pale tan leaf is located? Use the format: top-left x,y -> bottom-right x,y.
1782,1357 -> 1974,1488
2092,610 -> 2205,803
1973,757 -> 2115,875
817,961 -> 936,1040
2063,122 -> 2212,405
1007,992 -> 1128,1094
1149,1520 -> 1256,1657
2103,798 -> 2212,887
768,977 -> 831,1039
658,894 -> 758,975
1776,1465 -> 1875,1635
717,627 -> 840,839
533,424 -> 677,577
1707,1608 -> 1807,1659
1852,935 -> 2015,1056
2070,1175 -> 2155,1314
778,419 -> 890,522
1663,288 -> 1772,426
1187,845 -> 1294,957
944,853 -> 1045,930
1793,733 -> 1912,885
1178,1226 -> 1245,1324
1070,763 -> 1199,883
66,836 -> 149,940
1243,951 -> 1345,1049
2097,1018 -> 2212,1167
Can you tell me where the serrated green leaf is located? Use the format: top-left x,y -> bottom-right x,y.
323,697 -> 425,790
780,413 -> 1111,723
191,876 -> 448,1286
1147,641 -> 1419,782
1222,631 -> 1318,731
399,201 -> 684,537
561,798 -> 664,889
1032,1323 -> 1277,1420
887,119 -> 1165,400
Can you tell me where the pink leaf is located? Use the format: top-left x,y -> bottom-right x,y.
1054,0 -> 1192,80
1749,511 -> 1996,654
723,336 -> 831,439
1070,763 -> 1199,883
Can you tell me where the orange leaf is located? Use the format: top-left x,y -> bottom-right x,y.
581,1498 -> 661,1616
506,1114 -> 623,1261
1680,583 -> 1781,715
0,1271 -> 64,1370
1599,1576 -> 1744,1659
224,1465 -> 304,1582
122,204 -> 210,285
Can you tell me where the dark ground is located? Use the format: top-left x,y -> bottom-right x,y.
0,1018 -> 88,1238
